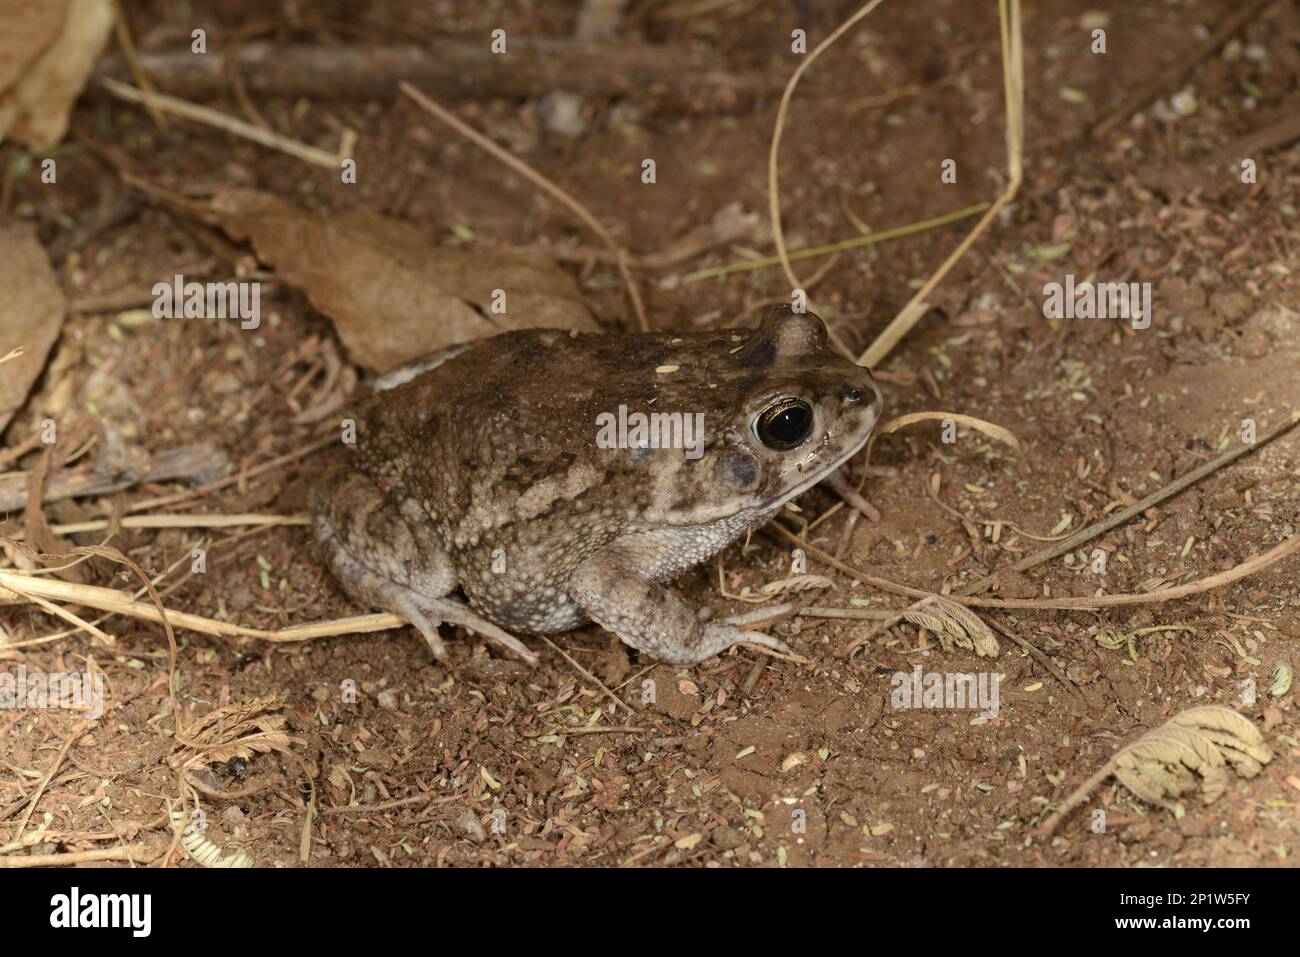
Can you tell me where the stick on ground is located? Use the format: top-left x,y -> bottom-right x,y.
99,76 -> 345,168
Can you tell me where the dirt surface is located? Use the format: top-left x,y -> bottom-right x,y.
2,0 -> 1299,868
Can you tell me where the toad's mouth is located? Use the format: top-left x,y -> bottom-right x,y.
759,424 -> 875,513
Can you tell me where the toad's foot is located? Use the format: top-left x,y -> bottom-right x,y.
383,583 -> 539,666
571,546 -> 795,666
698,622 -> 791,660
313,465 -> 538,666
707,604 -> 794,657
317,518 -> 537,665
413,594 -> 540,667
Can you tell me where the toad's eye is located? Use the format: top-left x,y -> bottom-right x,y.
754,398 -> 814,450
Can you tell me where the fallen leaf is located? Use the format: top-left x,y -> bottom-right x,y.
0,0 -> 114,149
206,188 -> 598,373
0,223 -> 65,432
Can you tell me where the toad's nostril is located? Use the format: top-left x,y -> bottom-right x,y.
841,386 -> 864,405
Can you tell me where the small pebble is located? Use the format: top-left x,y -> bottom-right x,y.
538,91 -> 588,138
457,810 -> 486,843
1170,89 -> 1198,117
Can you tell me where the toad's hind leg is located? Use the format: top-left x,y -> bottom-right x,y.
311,463 -> 538,665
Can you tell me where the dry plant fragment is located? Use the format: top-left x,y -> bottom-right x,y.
168,806 -> 253,869
0,224 -> 66,433
1039,706 -> 1274,835
400,81 -> 648,331
100,76 -> 344,168
864,411 -> 1021,481
204,188 -> 597,373
858,0 -> 1023,368
903,596 -> 999,658
170,693 -> 295,791
0,0 -> 114,148
759,574 -> 834,597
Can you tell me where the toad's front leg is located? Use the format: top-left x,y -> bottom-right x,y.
569,540 -> 791,666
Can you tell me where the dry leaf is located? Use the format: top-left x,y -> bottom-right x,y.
172,693 -> 296,776
0,223 -> 66,433
759,574 -> 833,596
905,595 -> 999,657
1044,705 -> 1274,833
206,188 -> 599,373
0,0 -> 114,149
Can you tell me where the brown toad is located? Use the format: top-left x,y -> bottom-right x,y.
310,306 -> 882,666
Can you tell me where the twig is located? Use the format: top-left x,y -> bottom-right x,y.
0,442 -> 231,513
769,0 -> 890,291
2,587 -> 115,646
833,594 -> 939,655
96,40 -> 780,110
540,636 -> 634,715
1092,0 -> 1276,137
109,0 -> 166,128
772,524 -> 1300,610
984,615 -> 1083,704
858,0 -> 1023,368
5,512 -> 307,541
964,410 -> 1300,593
826,471 -> 881,523
0,568 -> 410,642
1035,762 -> 1117,837
322,794 -> 435,815
125,435 -> 333,513
14,721 -> 92,837
400,82 -> 648,332
99,76 -> 345,169
0,845 -> 151,867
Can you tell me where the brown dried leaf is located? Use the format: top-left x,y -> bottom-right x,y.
905,596 -> 999,658
206,189 -> 599,373
1113,705 -> 1272,811
172,694 -> 296,775
0,223 -> 66,433
759,574 -> 833,596
185,731 -> 293,771
182,692 -> 286,746
0,0 -> 114,149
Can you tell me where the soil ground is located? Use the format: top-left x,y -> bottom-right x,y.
2,0 -> 1298,867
